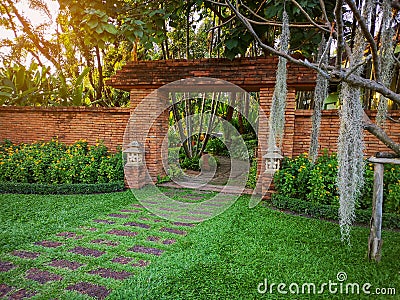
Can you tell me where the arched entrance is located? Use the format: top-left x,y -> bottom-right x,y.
108,57 -> 316,195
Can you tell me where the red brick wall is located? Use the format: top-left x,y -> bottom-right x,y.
293,110 -> 400,157
1,106 -> 399,174
107,57 -> 316,91
0,106 -> 130,152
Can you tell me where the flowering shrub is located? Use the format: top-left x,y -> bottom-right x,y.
274,151 -> 400,214
0,139 -> 123,184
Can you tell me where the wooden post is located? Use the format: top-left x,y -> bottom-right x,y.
368,162 -> 384,262
367,156 -> 400,262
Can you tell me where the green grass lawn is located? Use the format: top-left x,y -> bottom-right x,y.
0,189 -> 399,299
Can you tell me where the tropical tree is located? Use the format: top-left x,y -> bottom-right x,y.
206,0 -> 400,246
0,62 -> 53,106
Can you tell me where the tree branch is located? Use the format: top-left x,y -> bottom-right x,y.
334,0 -> 344,71
363,113 -> 400,155
224,0 -> 400,106
332,70 -> 400,104
246,18 -> 324,28
344,54 -> 372,79
206,0 -> 228,7
4,0 -> 61,71
319,0 -> 330,25
207,16 -> 235,32
388,115 -> 400,123
393,54 -> 400,66
289,0 -> 330,33
344,0 -> 381,83
239,0 -> 328,29
318,35 -> 332,69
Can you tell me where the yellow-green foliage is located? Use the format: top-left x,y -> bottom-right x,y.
0,139 -> 123,184
274,152 -> 400,215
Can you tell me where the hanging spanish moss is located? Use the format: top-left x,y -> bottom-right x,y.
337,0 -> 371,244
376,1 -> 395,127
309,37 -> 328,164
268,10 -> 290,148
338,84 -> 365,243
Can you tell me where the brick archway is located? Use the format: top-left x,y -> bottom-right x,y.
108,57 -> 316,192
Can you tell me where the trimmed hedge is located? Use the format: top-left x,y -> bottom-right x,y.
270,194 -> 400,230
0,181 -> 125,195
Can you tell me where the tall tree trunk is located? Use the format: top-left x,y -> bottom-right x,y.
186,1 -> 190,59
238,111 -> 245,134
195,93 -> 207,154
171,93 -> 191,158
225,92 -> 236,147
95,46 -> 103,100
244,93 -> 250,118
162,10 -> 170,60
209,11 -> 216,57
185,93 -> 193,157
200,92 -> 219,155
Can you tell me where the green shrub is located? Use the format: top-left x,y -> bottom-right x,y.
206,138 -> 229,156
167,164 -> 183,179
274,151 -> 400,214
386,183 -> 400,214
270,194 -> 400,229
0,139 -> 124,185
246,159 -> 258,189
245,139 -> 258,160
180,156 -> 200,171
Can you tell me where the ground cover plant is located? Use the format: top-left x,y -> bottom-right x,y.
0,188 -> 399,299
0,139 -> 123,185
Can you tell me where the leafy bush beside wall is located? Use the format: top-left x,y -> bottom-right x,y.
274,152 -> 400,214
0,139 -> 124,185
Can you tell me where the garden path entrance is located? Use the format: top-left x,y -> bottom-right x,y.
158,156 -> 254,194
108,57 -> 316,195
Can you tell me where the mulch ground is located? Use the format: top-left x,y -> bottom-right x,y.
66,282 -> 110,300
49,259 -> 85,270
0,189 -> 204,299
11,250 -> 40,259
88,268 -> 133,280
0,261 -> 15,272
7,288 -> 37,299
34,240 -> 63,248
129,245 -> 164,256
25,268 -> 63,284
68,246 -> 106,257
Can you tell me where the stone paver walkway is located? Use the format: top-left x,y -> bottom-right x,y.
159,156 -> 254,195
0,189 -> 206,299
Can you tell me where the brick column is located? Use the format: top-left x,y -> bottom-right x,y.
126,89 -> 169,185
281,88 -> 296,157
124,165 -> 147,189
258,87 -> 296,196
145,90 -> 169,181
257,87 -> 274,193
262,171 -> 276,200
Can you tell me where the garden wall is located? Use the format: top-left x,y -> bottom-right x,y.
1,106 -> 399,157
293,110 -> 400,157
1,56 -> 400,189
0,106 -> 130,152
